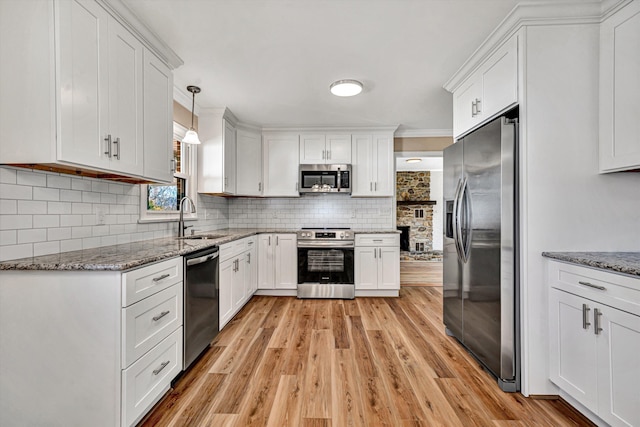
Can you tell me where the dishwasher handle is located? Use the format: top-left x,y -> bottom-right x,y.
186,251 -> 219,266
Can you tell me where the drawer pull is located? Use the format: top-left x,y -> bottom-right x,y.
152,273 -> 171,283
373,239 -> 383,242
152,310 -> 170,322
578,281 -> 606,291
582,304 -> 591,330
152,360 -> 170,375
594,308 -> 603,335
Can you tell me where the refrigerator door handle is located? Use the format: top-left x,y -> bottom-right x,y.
452,178 -> 463,262
458,178 -> 471,263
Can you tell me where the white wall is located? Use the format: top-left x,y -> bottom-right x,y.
229,196 -> 394,229
430,170 -> 443,251
0,166 -> 229,261
520,24 -> 640,395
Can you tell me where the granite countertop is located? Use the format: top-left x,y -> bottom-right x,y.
542,252 -> 640,278
0,227 -> 400,271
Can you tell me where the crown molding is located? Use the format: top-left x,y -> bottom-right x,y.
394,128 -> 453,138
262,125 -> 399,134
443,0 -> 625,93
99,0 -> 183,69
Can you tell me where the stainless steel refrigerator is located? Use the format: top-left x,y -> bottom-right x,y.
443,114 -> 520,392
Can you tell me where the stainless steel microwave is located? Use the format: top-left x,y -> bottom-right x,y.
299,164 -> 351,194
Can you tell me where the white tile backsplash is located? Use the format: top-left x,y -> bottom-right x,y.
0,166 -> 230,261
0,166 -> 395,261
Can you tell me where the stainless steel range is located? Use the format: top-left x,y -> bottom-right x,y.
297,228 -> 355,299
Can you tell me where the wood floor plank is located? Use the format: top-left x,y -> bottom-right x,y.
361,376 -> 399,426
400,260 -> 443,286
170,373 -> 226,426
301,329 -> 332,419
348,316 -> 378,378
266,375 -> 303,427
331,349 -> 366,427
262,296 -> 290,329
213,327 -> 274,414
268,297 -> 300,349
330,301 -> 350,349
367,329 -> 427,422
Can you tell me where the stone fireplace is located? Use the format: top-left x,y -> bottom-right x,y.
396,171 -> 442,261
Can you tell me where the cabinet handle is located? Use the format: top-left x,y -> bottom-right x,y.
258,182 -> 262,192
276,236 -> 279,245
170,158 -> 176,173
578,281 -> 606,291
471,100 -> 477,117
370,182 -> 373,191
152,310 -> 170,322
374,182 -> 378,191
247,253 -> 251,264
594,308 -> 603,335
374,248 -> 377,259
582,304 -> 591,329
113,137 -> 120,160
475,98 -> 482,114
153,360 -> 170,375
379,248 -> 382,258
104,135 -> 112,157
268,236 -> 271,246
327,150 -> 331,159
152,273 -> 171,282
322,149 -> 325,160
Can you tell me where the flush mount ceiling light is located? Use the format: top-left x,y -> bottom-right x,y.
182,85 -> 201,144
330,79 -> 363,97
406,158 -> 422,163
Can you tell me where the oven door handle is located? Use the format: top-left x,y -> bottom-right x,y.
297,242 -> 355,248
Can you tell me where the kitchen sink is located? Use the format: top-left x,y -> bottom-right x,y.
177,234 -> 225,240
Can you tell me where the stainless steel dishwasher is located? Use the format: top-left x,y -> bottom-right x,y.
183,246 -> 219,370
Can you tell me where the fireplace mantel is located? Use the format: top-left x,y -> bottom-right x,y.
396,200 -> 437,206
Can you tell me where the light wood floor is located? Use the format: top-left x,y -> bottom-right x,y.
140,288 -> 593,427
400,260 -> 443,286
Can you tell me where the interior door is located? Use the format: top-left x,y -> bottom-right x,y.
442,141 -> 463,339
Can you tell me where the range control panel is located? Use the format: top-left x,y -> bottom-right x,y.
297,229 -> 354,240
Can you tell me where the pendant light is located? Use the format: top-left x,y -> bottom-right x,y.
182,85 -> 201,144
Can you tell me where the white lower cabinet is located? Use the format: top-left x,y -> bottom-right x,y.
219,237 -> 258,329
258,233 -> 298,290
354,234 -> 400,292
548,261 -> 640,427
0,257 -> 184,427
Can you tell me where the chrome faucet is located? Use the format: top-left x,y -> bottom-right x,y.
178,196 -> 196,237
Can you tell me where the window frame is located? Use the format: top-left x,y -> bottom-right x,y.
138,122 -> 198,223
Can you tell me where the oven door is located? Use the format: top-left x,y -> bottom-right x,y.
298,245 -> 354,284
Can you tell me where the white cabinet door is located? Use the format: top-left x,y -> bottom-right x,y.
263,134 -> 300,196
258,234 -> 274,289
351,135 -> 374,196
57,0 -> 110,170
597,305 -> 640,427
480,36 -> 518,121
299,134 -> 326,164
231,257 -> 244,312
223,120 -> 237,193
373,136 -> 394,196
274,234 -> 297,289
219,258 -> 234,327
354,247 -> 378,289
143,50 -> 173,183
326,134 -> 351,164
548,289 -> 598,409
245,244 -> 257,296
107,18 -> 143,176
453,77 -> 482,139
378,246 -> 400,289
599,0 -> 640,173
236,129 -> 262,196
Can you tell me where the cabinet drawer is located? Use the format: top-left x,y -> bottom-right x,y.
122,284 -> 183,368
355,234 -> 399,247
122,257 -> 182,307
548,261 -> 640,316
122,327 -> 182,427
220,237 -> 249,262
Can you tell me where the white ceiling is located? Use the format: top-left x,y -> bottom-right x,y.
396,156 -> 443,171
123,0 -> 523,135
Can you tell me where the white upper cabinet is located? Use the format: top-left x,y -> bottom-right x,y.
299,133 -> 351,164
452,35 -> 518,139
0,0 -> 181,183
263,133 -> 300,197
143,51 -> 174,183
198,110 -> 237,195
236,128 -> 263,196
599,0 -> 640,173
351,134 -> 394,197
